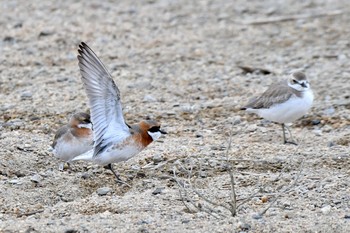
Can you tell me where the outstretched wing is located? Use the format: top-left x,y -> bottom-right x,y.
77,42 -> 130,157
242,81 -> 293,109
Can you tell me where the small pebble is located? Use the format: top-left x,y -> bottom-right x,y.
137,219 -> 151,225
338,54 -> 347,61
56,76 -> 69,82
81,173 -> 90,179
3,36 -> 15,42
321,205 -> 331,215
261,196 -> 268,203
152,154 -> 163,164
21,92 -> 33,100
327,142 -> 335,147
30,116 -> 40,121
307,183 -> 316,190
313,129 -> 322,136
322,125 -> 333,133
39,30 -> 54,37
199,171 -> 207,178
130,165 -> 141,171
323,107 -> 335,116
312,119 -> 321,125
232,116 -> 241,125
238,221 -> 251,231
31,174 -> 42,183
283,201 -> 291,208
180,104 -> 196,113
152,187 -> 164,195
9,179 -> 20,184
138,227 -> 149,233
252,213 -> 262,219
181,219 -> 190,224
143,95 -> 157,102
96,187 -> 112,196
65,229 -> 78,233
247,124 -> 257,132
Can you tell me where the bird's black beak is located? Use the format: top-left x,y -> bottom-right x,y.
301,82 -> 307,88
159,129 -> 167,134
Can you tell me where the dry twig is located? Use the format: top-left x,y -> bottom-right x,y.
242,10 -> 344,25
258,133 -> 307,216
173,126 -> 240,218
173,169 -> 223,218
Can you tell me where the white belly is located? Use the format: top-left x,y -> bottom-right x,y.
53,137 -> 93,162
248,90 -> 313,123
93,144 -> 142,165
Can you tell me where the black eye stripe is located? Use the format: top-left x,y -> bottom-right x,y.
148,126 -> 160,132
80,119 -> 91,123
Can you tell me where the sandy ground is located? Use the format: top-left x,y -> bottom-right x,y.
1,0 -> 350,232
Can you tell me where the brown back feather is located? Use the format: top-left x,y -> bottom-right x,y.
242,80 -> 301,109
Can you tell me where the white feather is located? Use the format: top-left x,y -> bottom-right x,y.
71,149 -> 94,162
53,136 -> 93,162
248,89 -> 314,123
72,143 -> 141,165
148,131 -> 162,141
77,123 -> 92,129
78,43 -> 131,157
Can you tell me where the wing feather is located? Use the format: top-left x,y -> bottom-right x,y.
77,42 -> 130,157
242,81 -> 293,109
52,125 -> 69,148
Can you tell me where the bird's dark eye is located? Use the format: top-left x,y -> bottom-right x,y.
292,79 -> 298,84
148,126 -> 160,133
83,119 -> 91,124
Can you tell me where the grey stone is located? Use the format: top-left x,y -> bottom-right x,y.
56,76 -> 69,82
321,205 -> 331,215
152,154 -> 163,164
97,187 -> 113,196
252,213 -> 262,219
9,179 -> 20,184
21,92 -> 32,100
143,95 -> 157,102
31,174 -> 42,183
152,187 -> 164,195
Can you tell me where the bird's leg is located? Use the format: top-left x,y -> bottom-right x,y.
104,164 -> 120,179
104,164 -> 131,187
282,123 -> 297,145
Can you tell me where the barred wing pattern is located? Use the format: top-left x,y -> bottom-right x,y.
77,42 -> 130,157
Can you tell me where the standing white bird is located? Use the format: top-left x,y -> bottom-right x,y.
241,72 -> 314,144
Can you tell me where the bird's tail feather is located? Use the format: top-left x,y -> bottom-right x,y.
71,150 -> 94,162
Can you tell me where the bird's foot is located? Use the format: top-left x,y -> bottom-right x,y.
103,164 -> 131,187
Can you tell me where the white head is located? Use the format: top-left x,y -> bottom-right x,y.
288,72 -> 310,92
